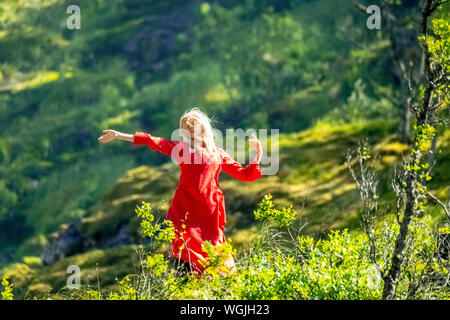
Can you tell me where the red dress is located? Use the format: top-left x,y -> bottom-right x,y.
133,132 -> 262,273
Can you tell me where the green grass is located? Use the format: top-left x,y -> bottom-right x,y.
1,245 -> 139,299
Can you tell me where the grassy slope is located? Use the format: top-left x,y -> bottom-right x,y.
3,120 -> 449,299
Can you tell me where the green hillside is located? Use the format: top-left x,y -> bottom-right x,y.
1,0 -> 399,264
0,0 -> 449,300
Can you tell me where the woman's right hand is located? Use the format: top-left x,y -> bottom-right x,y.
98,129 -> 118,144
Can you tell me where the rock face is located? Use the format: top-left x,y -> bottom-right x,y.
41,223 -> 84,265
41,222 -> 135,266
105,224 -> 135,248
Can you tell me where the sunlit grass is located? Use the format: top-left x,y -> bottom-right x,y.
0,71 -> 59,92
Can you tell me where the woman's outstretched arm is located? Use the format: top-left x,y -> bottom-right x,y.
99,129 -> 178,157
98,129 -> 134,143
221,134 -> 263,182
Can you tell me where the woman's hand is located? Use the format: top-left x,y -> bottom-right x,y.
98,130 -> 135,143
249,133 -> 263,163
98,129 -> 119,144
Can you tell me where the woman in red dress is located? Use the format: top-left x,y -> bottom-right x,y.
98,108 -> 263,274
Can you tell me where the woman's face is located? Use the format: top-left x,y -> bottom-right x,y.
181,117 -> 195,137
186,119 -> 194,135
182,113 -> 206,140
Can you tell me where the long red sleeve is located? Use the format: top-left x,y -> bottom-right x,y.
133,132 -> 178,156
221,151 -> 262,182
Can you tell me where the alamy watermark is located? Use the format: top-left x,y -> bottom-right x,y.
166,128 -> 280,176
67,5 -> 81,30
66,4 -> 380,31
366,5 -> 381,30
66,265 -> 81,290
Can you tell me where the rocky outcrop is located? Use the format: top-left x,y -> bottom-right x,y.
41,221 -> 135,266
41,223 -> 84,265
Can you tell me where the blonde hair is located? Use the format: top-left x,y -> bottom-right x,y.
179,108 -> 220,162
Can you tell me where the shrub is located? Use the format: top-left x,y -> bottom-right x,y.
1,275 -> 13,300
72,197 -> 450,300
135,201 -> 175,242
108,276 -> 137,300
201,240 -> 237,276
231,230 -> 380,300
253,194 -> 297,227
295,230 -> 381,299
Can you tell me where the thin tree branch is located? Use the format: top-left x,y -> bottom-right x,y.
427,192 -> 450,220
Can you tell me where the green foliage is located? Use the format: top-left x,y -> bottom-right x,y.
84,290 -> 103,300
296,230 -> 380,299
201,240 -> 237,276
253,194 -> 297,227
388,216 -> 449,299
0,0 -> 449,301
135,201 -> 175,242
108,276 -> 137,300
188,0 -> 391,130
0,0 -> 436,266
439,226 -> 450,234
422,19 -> 450,105
405,124 -> 436,214
323,79 -> 394,124
4,194 -> 450,300
414,124 -> 436,153
146,254 -> 168,277
22,256 -> 41,266
230,252 -> 303,300
230,230 -> 379,300
1,275 -> 13,300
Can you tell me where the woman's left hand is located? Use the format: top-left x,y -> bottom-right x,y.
249,133 -> 262,163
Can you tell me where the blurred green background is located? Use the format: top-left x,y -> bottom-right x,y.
0,0 -> 448,295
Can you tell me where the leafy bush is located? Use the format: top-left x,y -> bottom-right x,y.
135,201 -> 175,242
86,197 -> 383,300
253,193 -> 297,227
1,275 -> 13,300
57,194 -> 447,300
295,231 -> 381,299
5,194 -> 449,300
